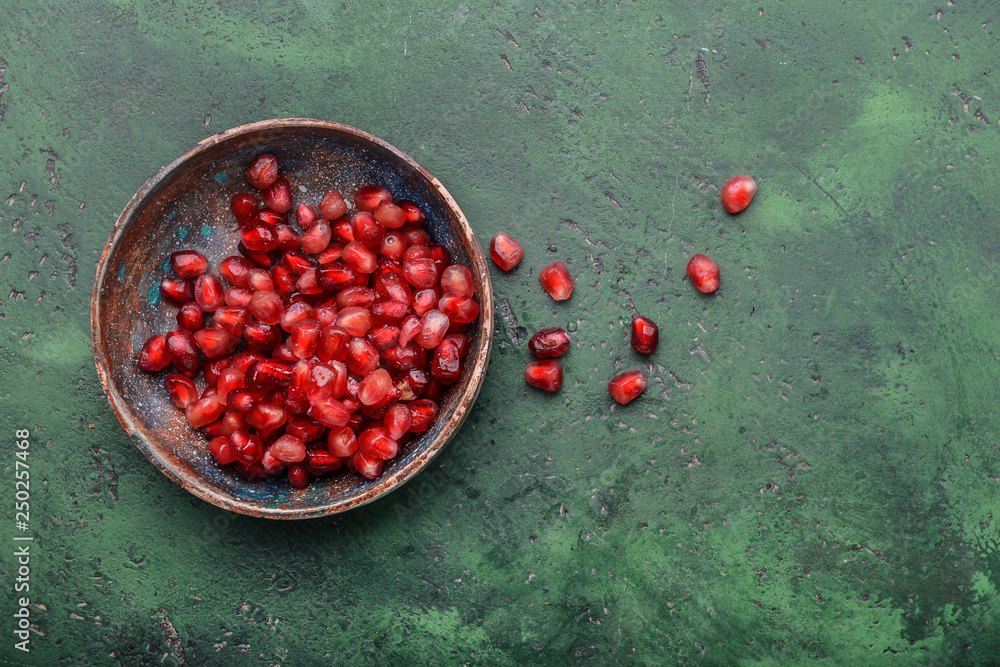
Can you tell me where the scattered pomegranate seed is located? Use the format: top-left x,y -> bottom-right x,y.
720,174 -> 757,214
396,199 -> 425,226
489,231 -> 523,271
539,261 -> 574,301
171,250 -> 209,279
319,190 -> 348,221
686,254 -> 720,293
247,154 -> 279,189
231,193 -> 259,223
608,370 -> 647,405
159,277 -> 195,306
525,359 -> 563,392
630,315 -> 658,354
527,327 -> 570,359
138,334 -> 170,371
166,373 -> 198,408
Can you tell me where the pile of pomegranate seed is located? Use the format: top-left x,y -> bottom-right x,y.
138,153 -> 481,488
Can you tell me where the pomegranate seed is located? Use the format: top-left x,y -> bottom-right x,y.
201,418 -> 225,438
213,306 -> 249,336
244,323 -> 283,350
317,325 -> 351,362
431,339 -> 462,385
440,265 -> 475,296
319,190 -> 348,220
336,286 -> 376,309
528,327 -> 570,359
353,212 -> 385,248
374,267 -> 412,304
370,297 -> 407,323
630,315 -> 658,354
246,268 -> 275,292
287,463 -> 310,488
274,224 -> 302,252
346,337 -> 380,375
219,256 -> 254,288
186,396 -> 226,428
380,231 -> 408,261
229,351 -> 266,374
367,324 -> 401,351
359,424 -> 399,460
159,277 -> 195,306
247,154 -> 279,189
301,220 -> 332,254
194,327 -> 240,359
225,287 -> 252,307
399,316 -> 422,347
335,306 -> 373,337
539,261 -> 574,301
260,447 -> 288,475
430,245 -> 451,268
278,301 -> 314,332
525,359 -> 562,392
686,254 -> 720,293
248,290 -> 283,325
310,398 -> 351,428
272,265 -> 297,297
216,367 -> 246,404
295,203 -> 320,230
166,373 -> 198,408
342,241 -> 378,274
411,289 -> 439,317
230,430 -> 263,464
403,227 -> 431,247
241,220 -> 279,252
262,176 -> 293,213
443,333 -> 470,357
355,185 -> 392,213
305,361 -> 348,404
402,256 -> 438,289
227,388 -> 263,413
246,402 -> 287,431
171,250 -> 208,279
438,292 -> 481,324
303,448 -> 342,475
209,436 -> 238,464
231,193 -> 259,223
414,310 -> 450,349
138,334 -> 170,371
720,174 -> 757,214
164,329 -> 199,375
237,242 -> 274,267
281,250 -> 316,278
317,261 -> 358,290
384,404 -> 412,440
328,426 -> 358,457
221,411 -> 246,436
380,343 -> 421,371
272,345 -> 299,363
288,319 -> 321,359
358,368 -> 393,406
203,357 -> 230,387
408,399 -> 438,433
396,199 -> 425,226
352,450 -> 384,479
608,370 -> 648,405
489,231 -> 523,271
270,434 -> 306,463
245,359 -> 293,389
286,415 -> 325,443
331,218 -> 355,244
374,201 -> 406,229
314,304 -> 338,327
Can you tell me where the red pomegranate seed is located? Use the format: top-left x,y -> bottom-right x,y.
225,287 -> 252,307
176,302 -> 206,332
236,461 -> 268,481
525,359 -> 563,392
382,343 -> 423,371
608,370 -> 648,405
355,185 -> 392,213
289,319 -> 321,359
209,436 -> 238,465
138,334 -> 170,371
686,254 -> 720,293
384,404 -> 412,440
213,306 -> 248,336
248,290 -> 283,325
430,245 -> 451,269
528,327 -> 571,359
335,306 -> 373,337
286,415 -> 325,444
310,398 -> 351,428
301,220 -> 332,254
319,190 -> 348,220
280,250 -> 315,278
380,231 -> 408,261
402,256 -> 438,289
186,396 -> 226,428
245,359 -> 293,390
720,174 -> 757,214
287,463 -> 310,488
164,329 -> 199,375
630,315 -> 659,354
271,265 -> 297,297
237,242 -> 274,267
367,324 -> 401,352
431,339 -> 462,385
241,220 -> 279,252
314,304 -> 338,327
303,447 -> 342,475
203,357 -> 230,387
411,289 -> 439,317
278,301 -> 314,332
438,292 -> 480,324
244,323 -> 283,350
166,373 -> 198,408
414,310 -> 450,349
353,212 -> 385,248
246,268 -> 275,292
270,434 -> 306,463
539,261 -> 574,301
171,250 -> 208,279
440,265 -> 475,296
219,256 -> 254,288
331,218 -> 355,244
408,399 -> 438,433
255,208 -> 287,227
489,231 -> 523,271
403,227 -> 431,247
231,193 -> 259,223
317,325 -> 351,362
159,277 -> 195,306
346,337 -> 380,375
374,267 -> 412,304
216,367 -> 245,402
229,351 -> 266,374
327,425 -> 358,457
342,241 -> 378,274
443,333 -> 470,358
371,297 -> 407,323
374,201 -> 406,229
247,154 -> 279,189
275,224 -> 302,252
352,449 -> 384,479
397,199 -> 425,226
227,388 -> 263,413
398,316 -> 422,348
201,418 -> 225,438
304,362 -> 347,404
230,430 -> 263,464
295,203 -> 320,230
260,447 -> 288,475
221,411 -> 247,436
262,176 -> 293,213
194,327 -> 239,359
359,424 -> 399,460
358,368 -> 393,406
246,402 -> 287,431
336,286 -> 375,309
317,261 -> 357,290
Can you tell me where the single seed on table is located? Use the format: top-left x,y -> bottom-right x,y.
608,370 -> 648,405
489,231 -> 524,271
630,315 -> 659,354
528,328 -> 571,359
686,254 -> 720,293
720,175 -> 757,214
539,261 -> 574,301
525,359 -> 563,392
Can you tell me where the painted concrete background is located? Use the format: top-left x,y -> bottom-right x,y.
2,0 -> 999,664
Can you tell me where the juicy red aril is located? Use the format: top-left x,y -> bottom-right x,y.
209,436 -> 238,465
216,368 -> 246,404
342,241 -> 378,274
225,288 -> 252,307
440,265 -> 474,296
295,203 -> 320,230
271,265 -> 297,297
245,359 -> 293,389
286,415 -> 325,443
438,292 -> 480,324
528,328 -> 571,359
355,185 -> 392,213
241,220 -> 278,252
444,333 -> 470,357
411,289 -> 439,317
336,286 -> 375,309
230,430 -> 263,464
352,212 -> 385,248
281,250 -> 315,278
270,434 -> 306,463
159,277 -> 195,306
359,425 -> 399,460
247,154 -> 279,189
246,268 -> 275,292
358,368 -> 393,406
397,199 -> 425,226
275,224 -> 302,252
352,450 -> 384,479
408,399 -> 439,433
301,220 -> 332,254
431,339 -> 462,385
630,315 -> 659,354
374,267 -> 412,303
221,412 -> 246,437
248,290 -> 283,325
380,232 -> 407,261
335,307 -> 373,337
328,426 -> 358,457
280,301 -> 314,331
227,388 -> 263,413
171,250 -> 208,279
303,448 -> 342,475
166,373 -> 198,408
414,310 -> 450,349
255,209 -> 287,226
288,319 -> 321,359
686,253 -> 720,293
317,261 -> 358,290
402,256 -> 438,289
317,325 -> 351,362
176,302 -> 205,331
489,231 -> 523,271
399,316 -> 422,347
374,201 -> 406,229
404,227 -> 431,247
346,337 -> 380,375
138,334 -> 170,371
203,357 -> 230,387
539,261 -> 574,301
319,190 -> 348,220
194,327 -> 239,358
367,324 -> 401,351
244,323 -> 283,349
231,193 -> 259,222
608,370 -> 648,405
310,398 -> 351,428
219,256 -> 254,288
164,329 -> 199,375
371,297 -> 407,323
186,396 -> 226,428
238,242 -> 274,267
260,447 -> 288,475
287,463 -> 310,488
525,359 -> 563,392
720,174 -> 757,214
262,177 -> 293,213
246,402 -> 287,431
214,306 -> 249,336
384,404 -> 412,440
331,218 -> 355,244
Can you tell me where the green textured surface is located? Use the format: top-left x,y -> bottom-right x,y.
2,0 -> 1000,664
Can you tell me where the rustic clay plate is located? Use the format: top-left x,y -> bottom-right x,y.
91,119 -> 493,519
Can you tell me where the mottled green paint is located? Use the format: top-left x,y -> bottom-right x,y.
213,172 -> 228,183
1,0 -> 999,665
177,225 -> 188,240
200,225 -> 212,237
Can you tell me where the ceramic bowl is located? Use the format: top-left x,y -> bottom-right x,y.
92,119 -> 493,518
